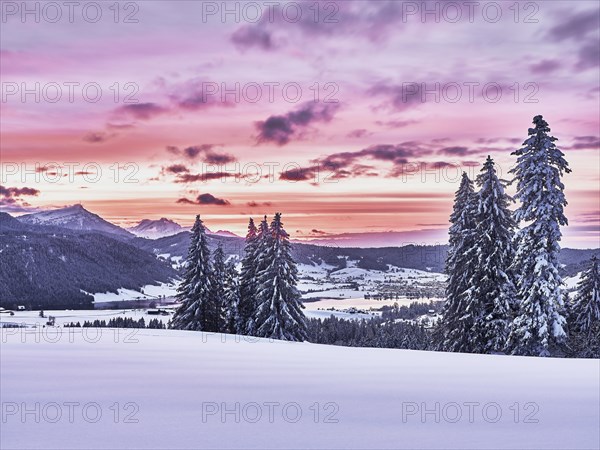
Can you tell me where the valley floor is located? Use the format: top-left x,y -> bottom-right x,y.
1,329 -> 598,449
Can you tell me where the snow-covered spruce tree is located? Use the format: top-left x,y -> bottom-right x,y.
436,172 -> 478,352
466,156 -> 517,353
507,115 -> 571,357
571,256 -> 600,332
209,243 -> 227,332
223,260 -> 242,334
170,215 -> 213,331
254,213 -> 307,341
247,216 -> 272,331
568,256 -> 600,357
238,218 -> 259,335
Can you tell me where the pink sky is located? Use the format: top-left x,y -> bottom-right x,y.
1,1 -> 598,247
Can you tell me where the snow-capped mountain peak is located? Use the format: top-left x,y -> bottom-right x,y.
128,218 -> 184,239
210,229 -> 239,238
17,204 -> 133,238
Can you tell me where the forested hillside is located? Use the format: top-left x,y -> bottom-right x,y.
0,228 -> 178,309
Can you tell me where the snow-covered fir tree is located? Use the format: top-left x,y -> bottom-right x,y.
437,172 -> 478,352
239,218 -> 260,335
170,215 -> 213,331
567,256 -> 600,358
507,115 -> 571,357
209,244 -> 227,332
247,216 -> 272,331
223,260 -> 242,334
466,156 -> 516,353
571,256 -> 600,333
254,213 -> 307,341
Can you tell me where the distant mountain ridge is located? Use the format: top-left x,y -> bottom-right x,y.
128,217 -> 184,239
0,212 -> 177,309
17,204 -> 133,239
1,209 -> 598,310
137,229 -> 599,277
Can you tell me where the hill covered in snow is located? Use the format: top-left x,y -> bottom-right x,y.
128,217 -> 184,239
17,204 -> 134,239
1,328 -> 598,449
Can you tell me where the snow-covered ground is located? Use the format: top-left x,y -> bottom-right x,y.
90,282 -> 179,304
564,273 -> 582,291
302,297 -> 428,321
1,328 -> 598,449
303,308 -> 375,320
297,262 -> 444,319
0,309 -> 171,327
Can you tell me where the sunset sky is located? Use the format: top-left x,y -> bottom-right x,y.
1,1 -> 598,247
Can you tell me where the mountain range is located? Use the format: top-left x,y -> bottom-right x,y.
18,204 -> 134,239
128,217 -> 184,239
1,206 -> 598,309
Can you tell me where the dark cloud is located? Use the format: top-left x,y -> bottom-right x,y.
368,82 -> 427,112
183,145 -> 211,159
255,102 -> 340,146
168,79 -> 235,111
566,136 -> 600,151
277,138 -> 508,183
375,119 -> 419,128
227,1 -> 455,52
0,185 -> 40,211
231,25 -> 274,51
164,164 -> 190,174
576,211 -> 600,223
174,172 -> 235,183
529,59 -> 561,74
247,201 -> 273,207
347,129 -> 372,138
82,132 -> 115,143
280,142 -> 429,182
437,146 -> 471,156
177,193 -> 231,206
549,10 -> 599,41
575,39 -> 600,71
475,138 -> 499,144
0,186 -> 40,198
116,103 -> 168,120
167,144 -> 237,164
279,166 -> 319,182
546,10 -> 599,72
106,123 -> 135,130
203,151 -> 237,165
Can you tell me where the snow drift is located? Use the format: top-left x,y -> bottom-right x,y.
1,329 -> 598,449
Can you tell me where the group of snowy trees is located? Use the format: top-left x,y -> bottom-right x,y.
568,256 -> 600,357
438,115 -> 599,357
170,213 -> 307,341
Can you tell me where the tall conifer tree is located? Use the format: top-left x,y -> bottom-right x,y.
438,173 -> 478,352
255,213 -> 307,341
239,218 -> 259,335
466,156 -> 516,353
170,215 -> 213,331
507,115 -> 570,356
223,260 -> 242,334
571,256 -> 600,333
209,244 -> 227,332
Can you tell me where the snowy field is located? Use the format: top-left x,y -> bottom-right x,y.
1,328 -> 598,450
0,299 -> 430,326
303,297 -> 438,321
90,282 -> 179,304
0,309 -> 171,327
